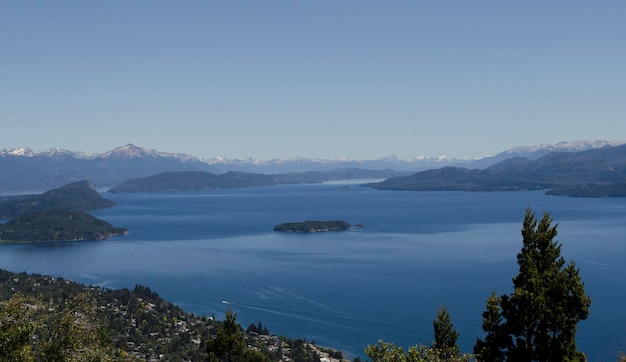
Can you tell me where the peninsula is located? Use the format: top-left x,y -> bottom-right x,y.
0,181 -> 126,243
0,180 -> 116,219
273,220 -> 351,232
0,209 -> 127,243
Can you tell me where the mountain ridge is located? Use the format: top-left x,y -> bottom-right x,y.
1,140 -> 624,192
365,143 -> 626,197
5,139 -> 621,167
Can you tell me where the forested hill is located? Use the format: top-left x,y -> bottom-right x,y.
0,269 -> 348,361
108,168 -> 403,193
0,209 -> 127,242
0,180 -> 116,218
365,144 -> 626,197
108,171 -> 280,193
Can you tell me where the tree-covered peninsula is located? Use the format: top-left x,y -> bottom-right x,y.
273,220 -> 351,232
0,180 -> 116,219
108,171 -> 279,193
108,168 -> 404,193
0,209 -> 127,242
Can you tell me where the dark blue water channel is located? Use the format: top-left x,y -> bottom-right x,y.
1,182 -> 625,360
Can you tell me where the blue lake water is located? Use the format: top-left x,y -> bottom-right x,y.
1,182 -> 625,360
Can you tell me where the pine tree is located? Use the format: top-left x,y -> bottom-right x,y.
474,209 -> 591,361
432,307 -> 460,360
207,310 -> 246,362
365,308 -> 472,362
473,292 -> 507,362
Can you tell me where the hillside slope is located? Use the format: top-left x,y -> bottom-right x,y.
0,209 -> 127,242
0,180 -> 116,218
366,144 -> 626,197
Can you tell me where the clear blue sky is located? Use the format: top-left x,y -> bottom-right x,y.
2,1 -> 624,160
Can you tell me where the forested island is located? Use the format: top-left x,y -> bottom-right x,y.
0,180 -> 126,243
108,171 -> 280,193
273,220 -> 352,232
0,209 -> 127,242
0,180 -> 116,218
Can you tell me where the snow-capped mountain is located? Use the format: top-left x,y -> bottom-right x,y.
0,144 -> 198,162
0,144 -> 217,192
97,144 -> 203,163
501,139 -> 626,157
202,153 -> 464,174
1,140 -> 624,192
468,139 -> 626,169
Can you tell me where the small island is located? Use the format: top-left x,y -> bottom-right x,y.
273,220 -> 351,233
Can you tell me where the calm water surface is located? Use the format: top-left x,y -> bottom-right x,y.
1,183 -> 625,360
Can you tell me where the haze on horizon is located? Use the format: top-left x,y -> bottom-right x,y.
2,2 -> 625,160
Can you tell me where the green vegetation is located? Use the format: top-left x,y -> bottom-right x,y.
108,168 -> 403,194
0,269 -> 347,362
246,321 -> 270,336
108,171 -> 279,193
0,180 -> 116,219
273,220 -> 351,232
206,310 -> 274,362
206,310 -> 248,362
0,181 -> 126,243
432,307 -> 461,360
0,270 -> 209,361
0,209 -> 127,242
0,293 -> 38,361
365,307 -> 473,362
365,208 -> 593,362
474,209 -> 591,361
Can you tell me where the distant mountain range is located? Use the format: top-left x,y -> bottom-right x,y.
365,143 -> 626,197
465,139 -> 626,169
1,140 -> 624,192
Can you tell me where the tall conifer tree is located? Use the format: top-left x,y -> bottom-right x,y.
433,307 -> 460,360
207,310 -> 246,362
475,209 -> 591,361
